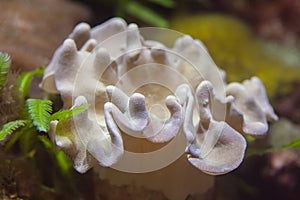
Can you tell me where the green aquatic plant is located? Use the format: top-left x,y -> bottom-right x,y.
98,0 -> 175,27
50,103 -> 88,121
123,0 -> 171,27
246,138 -> 300,157
269,119 -> 300,153
26,99 -> 53,132
0,53 -> 22,126
0,120 -> 27,141
279,139 -> 300,150
0,53 -> 88,178
0,53 -> 11,93
0,98 -> 88,144
171,14 -> 300,97
0,97 -> 88,189
18,67 -> 44,98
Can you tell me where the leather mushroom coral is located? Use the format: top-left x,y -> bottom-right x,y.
178,82 -> 247,175
226,77 -> 279,136
106,85 -> 183,143
40,17 -> 278,178
49,96 -> 123,173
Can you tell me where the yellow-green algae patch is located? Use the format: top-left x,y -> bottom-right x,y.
171,14 -> 300,98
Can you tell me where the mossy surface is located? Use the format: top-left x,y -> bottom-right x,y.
171,14 -> 300,98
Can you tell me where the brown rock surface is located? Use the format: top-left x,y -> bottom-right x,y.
0,0 -> 91,71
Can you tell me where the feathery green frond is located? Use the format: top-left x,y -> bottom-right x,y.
50,104 -> 88,121
0,120 -> 28,141
26,99 -> 52,132
0,52 -> 11,92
